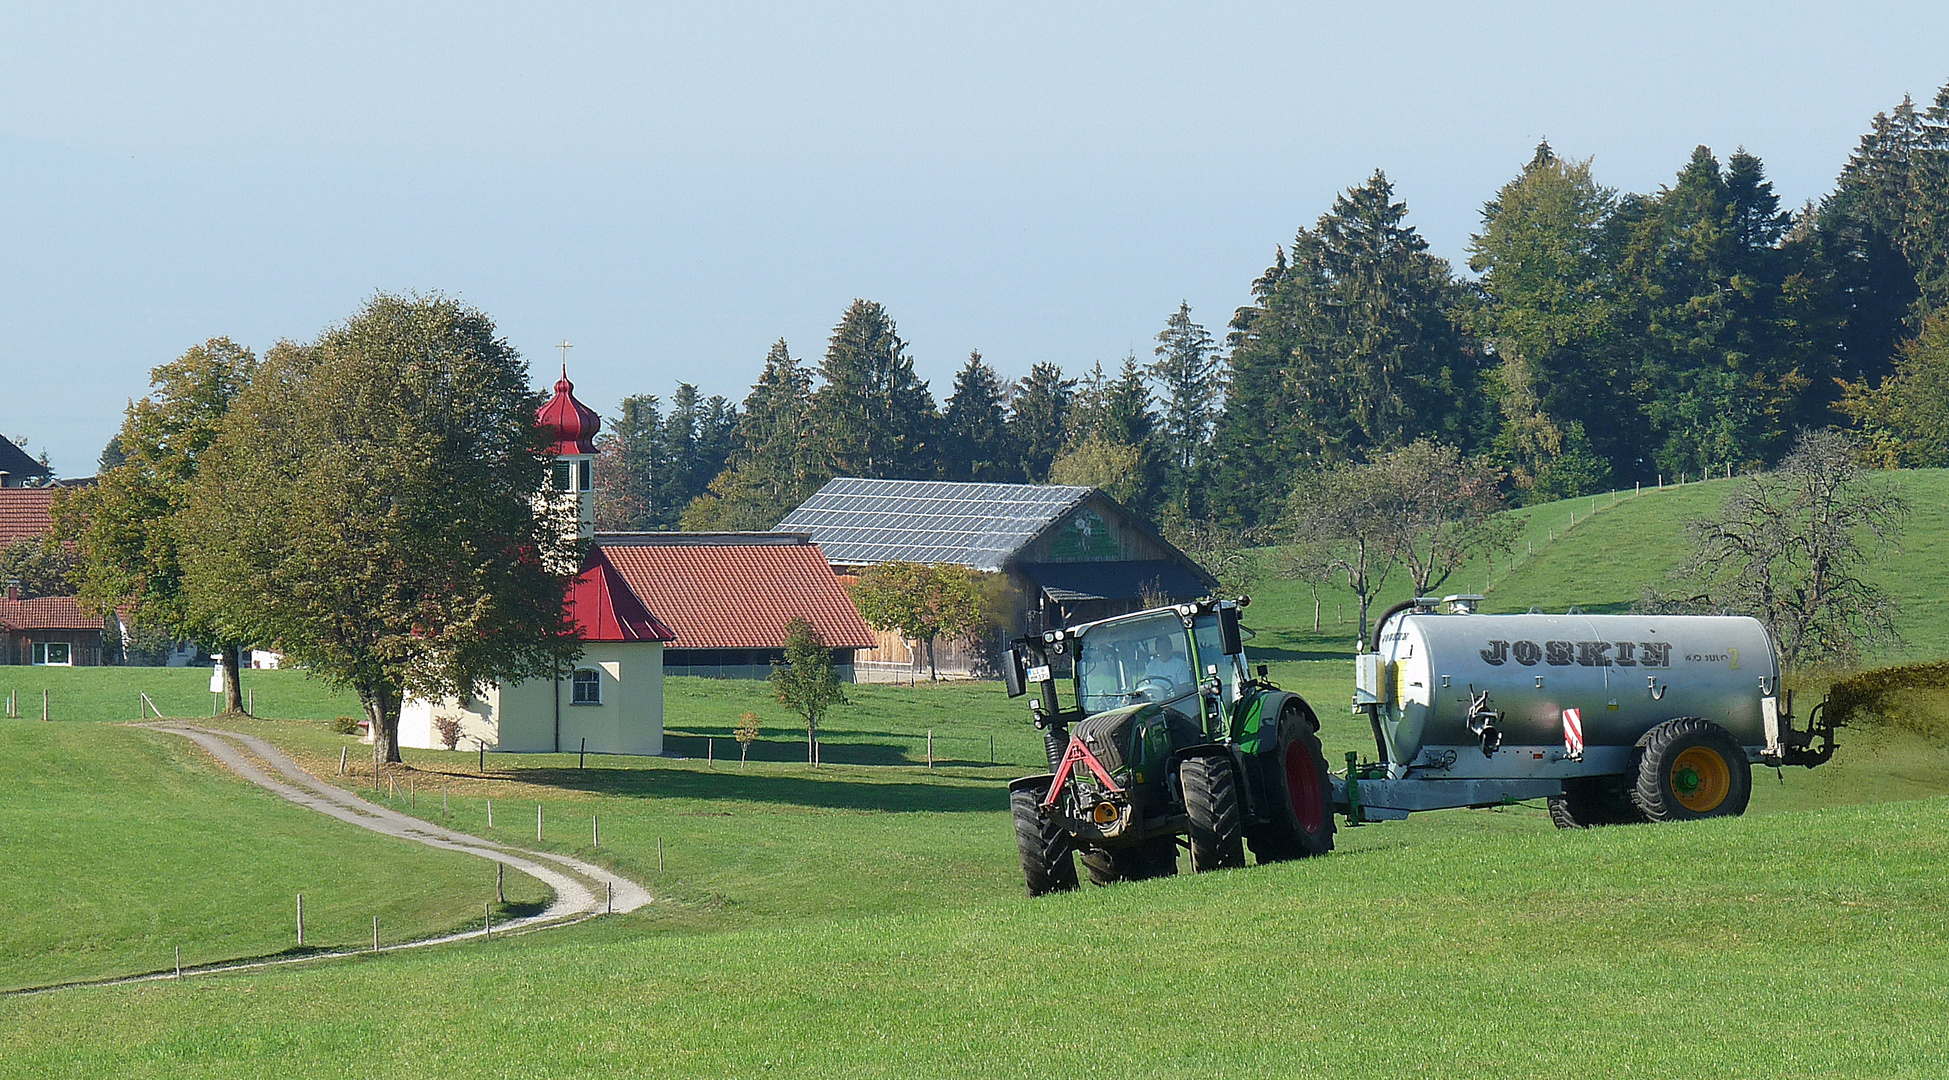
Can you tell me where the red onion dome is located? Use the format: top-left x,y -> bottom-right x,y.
537,365 -> 601,454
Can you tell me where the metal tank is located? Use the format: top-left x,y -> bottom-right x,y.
1357,608 -> 1780,781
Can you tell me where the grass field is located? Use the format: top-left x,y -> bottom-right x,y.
3,471 -> 1948,1074
0,722 -> 549,992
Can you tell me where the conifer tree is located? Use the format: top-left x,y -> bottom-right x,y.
1006,362 -> 1074,482
806,300 -> 938,479
1214,172 -> 1475,526
682,339 -> 820,530
598,394 -> 662,530
1150,302 -> 1221,475
941,351 -> 1011,481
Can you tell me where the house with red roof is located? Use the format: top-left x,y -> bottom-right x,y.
398,369 -> 873,756
0,592 -> 106,666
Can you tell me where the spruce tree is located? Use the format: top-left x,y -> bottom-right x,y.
942,351 -> 1010,481
1149,302 -> 1221,475
806,300 -> 938,479
602,394 -> 663,529
1006,362 -> 1075,482
681,339 -> 819,529
1214,172 -> 1476,526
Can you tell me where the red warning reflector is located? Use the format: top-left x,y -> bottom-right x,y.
1563,707 -> 1585,761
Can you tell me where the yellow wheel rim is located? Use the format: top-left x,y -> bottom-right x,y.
1670,746 -> 1731,813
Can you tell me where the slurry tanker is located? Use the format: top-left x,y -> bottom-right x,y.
1004,595 -> 1838,895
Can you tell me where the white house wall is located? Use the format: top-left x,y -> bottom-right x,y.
399,641 -> 664,757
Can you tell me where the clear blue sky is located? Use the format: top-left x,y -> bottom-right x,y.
4,2 -> 1946,476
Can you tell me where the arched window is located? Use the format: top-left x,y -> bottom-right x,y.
570,667 -> 602,705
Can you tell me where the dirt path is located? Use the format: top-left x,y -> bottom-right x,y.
7,725 -> 652,996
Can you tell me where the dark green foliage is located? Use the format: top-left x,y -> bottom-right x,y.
56,337 -> 256,702
941,351 -> 1011,482
1840,313 -> 1949,467
1150,302 -> 1221,477
806,300 -> 938,480
96,435 -> 125,474
682,339 -> 822,530
1056,357 -> 1162,512
181,293 -> 579,763
1616,147 -> 1828,477
0,537 -> 77,600
1006,362 -> 1075,483
595,393 -> 664,530
1215,172 -> 1479,526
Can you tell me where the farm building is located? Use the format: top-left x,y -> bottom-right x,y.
776,478 -> 1215,679
0,592 -> 106,666
397,370 -> 873,756
595,531 -> 876,680
0,435 -> 51,488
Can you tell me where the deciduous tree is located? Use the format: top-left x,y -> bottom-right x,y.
181,294 -> 579,764
56,338 -> 255,705
770,618 -> 846,764
848,561 -> 984,681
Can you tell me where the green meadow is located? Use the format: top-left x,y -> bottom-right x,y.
2,471 -> 1948,1075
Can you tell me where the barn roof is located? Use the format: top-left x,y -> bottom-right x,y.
774,477 -> 1095,571
599,540 -> 875,651
0,489 -> 55,546
0,596 -> 101,632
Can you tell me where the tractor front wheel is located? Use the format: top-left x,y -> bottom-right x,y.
1181,754 -> 1246,871
1010,781 -> 1078,896
1247,702 -> 1337,863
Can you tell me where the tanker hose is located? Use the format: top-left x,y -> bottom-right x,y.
1370,600 -> 1418,653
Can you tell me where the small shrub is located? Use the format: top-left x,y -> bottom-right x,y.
330,716 -> 362,736
433,715 -> 463,750
734,711 -> 761,766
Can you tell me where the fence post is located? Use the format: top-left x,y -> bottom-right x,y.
579,738 -> 586,769
708,737 -> 713,768
592,812 -> 599,847
927,729 -> 934,768
657,836 -> 664,872
373,916 -> 379,953
537,803 -> 543,841
297,894 -> 305,947
44,689 -> 50,721
339,746 -> 347,774
497,862 -> 505,903
487,798 -> 493,828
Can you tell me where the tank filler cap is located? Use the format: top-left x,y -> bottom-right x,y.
1441,594 -> 1484,614
1411,597 -> 1441,612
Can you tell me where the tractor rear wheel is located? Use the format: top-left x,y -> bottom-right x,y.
1629,717 -> 1753,823
1010,781 -> 1078,896
1181,754 -> 1246,871
1247,702 -> 1337,863
1548,775 -> 1642,829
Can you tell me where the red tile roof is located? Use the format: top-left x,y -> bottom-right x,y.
0,596 -> 102,632
0,489 -> 55,547
601,542 -> 876,651
565,550 -> 675,643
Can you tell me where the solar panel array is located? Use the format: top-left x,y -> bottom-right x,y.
775,477 -> 1095,570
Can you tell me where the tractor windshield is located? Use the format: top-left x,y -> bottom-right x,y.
1075,611 -> 1197,716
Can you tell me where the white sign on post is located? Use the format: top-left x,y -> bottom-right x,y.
210,656 -> 226,694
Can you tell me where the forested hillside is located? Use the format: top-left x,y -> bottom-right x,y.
590,80 -> 1949,541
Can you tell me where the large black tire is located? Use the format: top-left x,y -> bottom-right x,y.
1547,775 -> 1643,829
1080,836 -> 1177,886
1247,703 -> 1337,863
1629,717 -> 1753,823
1180,754 -> 1246,871
1010,782 -> 1078,896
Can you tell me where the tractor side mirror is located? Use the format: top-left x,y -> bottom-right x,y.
1218,605 -> 1244,656
1003,648 -> 1028,698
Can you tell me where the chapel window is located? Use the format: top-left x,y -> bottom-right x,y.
571,667 -> 602,705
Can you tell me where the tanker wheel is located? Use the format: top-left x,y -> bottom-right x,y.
1629,717 -> 1752,823
1010,782 -> 1078,896
1247,703 -> 1337,863
1547,776 -> 1643,829
1180,754 -> 1246,871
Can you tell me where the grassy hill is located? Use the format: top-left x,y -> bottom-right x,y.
3,471 -> 1948,1074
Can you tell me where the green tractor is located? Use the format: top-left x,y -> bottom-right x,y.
1003,599 -> 1336,895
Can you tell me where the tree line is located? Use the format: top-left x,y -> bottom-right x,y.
594,79 -> 1949,539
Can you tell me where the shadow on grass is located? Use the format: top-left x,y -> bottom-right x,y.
663,733 -> 913,766
463,763 -> 1009,814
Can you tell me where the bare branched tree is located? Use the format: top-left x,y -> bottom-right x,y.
1284,439 -> 1515,643
1672,429 -> 1907,667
